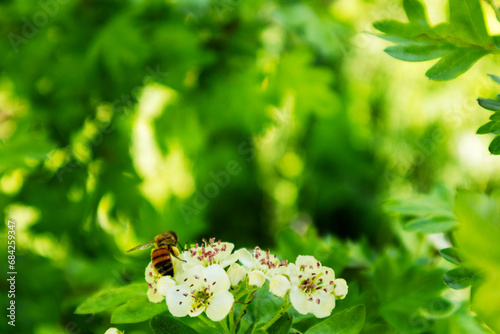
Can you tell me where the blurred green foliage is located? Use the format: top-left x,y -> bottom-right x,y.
1,0 -> 500,333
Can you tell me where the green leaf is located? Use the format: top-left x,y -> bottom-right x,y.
488,136 -> 500,155
439,248 -> 461,265
488,74 -> 500,84
385,187 -> 454,217
384,44 -> 451,62
246,281 -> 283,325
373,20 -> 424,38
477,121 -> 496,134
150,313 -> 199,334
471,276 -> 500,333
448,0 -> 491,46
75,283 -> 145,314
305,305 -> 366,334
403,0 -> 429,26
267,312 -> 293,334
478,97 -> 500,111
111,296 -> 168,324
454,192 -> 500,273
403,215 -> 457,233
491,112 -> 500,121
425,48 -> 489,80
444,267 -> 478,290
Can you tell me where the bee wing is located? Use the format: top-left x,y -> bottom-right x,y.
126,240 -> 155,253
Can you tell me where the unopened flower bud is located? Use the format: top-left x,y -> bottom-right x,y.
227,263 -> 247,286
248,270 -> 266,287
270,275 -> 291,297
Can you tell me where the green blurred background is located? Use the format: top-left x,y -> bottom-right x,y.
1,0 -> 500,333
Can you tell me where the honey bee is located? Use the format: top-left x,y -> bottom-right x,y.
126,231 -> 185,277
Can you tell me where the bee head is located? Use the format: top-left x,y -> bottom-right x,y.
155,231 -> 178,247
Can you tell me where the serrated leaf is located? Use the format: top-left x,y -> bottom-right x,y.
403,0 -> 429,26
384,44 -> 451,62
449,0 -> 491,46
404,216 -> 457,233
488,136 -> 500,154
150,313 -> 199,334
75,283 -> 145,314
305,305 -> 365,334
267,312 -> 293,334
488,74 -> 500,84
444,267 -> 478,290
111,296 -> 168,324
478,98 -> 500,111
425,48 -> 489,81
439,248 -> 461,265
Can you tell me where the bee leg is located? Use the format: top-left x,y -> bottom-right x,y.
173,253 -> 186,262
177,241 -> 185,252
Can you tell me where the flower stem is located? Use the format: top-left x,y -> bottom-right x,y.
198,314 -> 221,332
233,288 -> 257,330
259,302 -> 291,331
219,317 -> 230,334
229,310 -> 235,334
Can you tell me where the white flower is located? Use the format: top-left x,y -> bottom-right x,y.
104,328 -> 123,334
333,278 -> 348,300
165,265 -> 234,322
145,262 -> 164,303
288,256 -> 342,318
183,238 -> 239,271
227,263 -> 247,286
236,247 -> 288,287
269,275 -> 291,298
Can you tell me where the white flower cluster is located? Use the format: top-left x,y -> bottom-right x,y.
145,238 -> 348,321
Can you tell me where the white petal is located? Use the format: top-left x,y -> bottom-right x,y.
171,255 -> 185,279
223,242 -> 235,254
204,265 -> 230,293
215,242 -> 235,259
145,262 -> 157,284
334,278 -> 348,299
309,292 -> 335,318
269,275 -> 291,298
248,270 -> 266,287
290,287 -> 309,315
178,265 -> 205,290
286,264 -> 301,285
220,253 -> 239,268
206,291 -> 234,322
189,306 -> 205,318
147,285 -> 165,303
321,266 -> 336,282
157,276 -> 177,296
182,260 -> 200,273
166,285 -> 191,317
236,248 -> 256,269
104,328 -> 123,334
295,255 -> 321,271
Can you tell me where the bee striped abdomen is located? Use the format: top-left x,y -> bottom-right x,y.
152,248 -> 174,276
